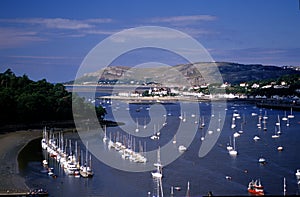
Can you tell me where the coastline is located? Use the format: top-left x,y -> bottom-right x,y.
0,130 -> 42,193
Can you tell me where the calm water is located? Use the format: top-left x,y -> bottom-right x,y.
19,99 -> 300,196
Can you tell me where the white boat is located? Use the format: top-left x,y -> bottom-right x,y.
276,114 -> 281,126
200,116 -> 205,129
178,145 -> 187,152
217,116 -> 221,132
253,135 -> 260,141
251,112 -> 258,116
277,146 -> 283,151
172,135 -> 176,144
257,115 -> 262,129
152,147 -> 163,179
226,136 -> 233,151
143,117 -> 147,129
42,159 -> 48,166
135,118 -> 139,132
233,132 -> 240,138
150,125 -> 159,140
288,107 -> 294,119
263,111 -> 268,120
151,170 -> 163,179
277,115 -> 282,134
238,123 -> 244,134
231,117 -> 236,129
225,176 -> 232,180
295,169 -> 300,179
271,126 -> 280,138
229,149 -> 237,156
102,125 -> 108,143
80,143 -> 94,178
282,111 -> 288,121
263,120 -> 267,131
233,110 -> 240,118
258,157 -> 266,164
229,136 -> 238,156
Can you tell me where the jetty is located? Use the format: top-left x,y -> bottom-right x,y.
256,102 -> 300,111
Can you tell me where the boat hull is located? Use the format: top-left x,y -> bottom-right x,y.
248,189 -> 264,196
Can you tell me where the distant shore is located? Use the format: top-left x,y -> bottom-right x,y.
0,130 -> 42,193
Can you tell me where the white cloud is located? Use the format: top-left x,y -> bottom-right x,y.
0,27 -> 45,49
149,15 -> 217,24
0,17 -> 113,30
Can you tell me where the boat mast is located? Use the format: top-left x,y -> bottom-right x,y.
86,141 -> 88,166
283,177 -> 286,196
186,181 -> 190,197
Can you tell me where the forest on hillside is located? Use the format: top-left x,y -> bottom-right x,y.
0,69 -> 106,126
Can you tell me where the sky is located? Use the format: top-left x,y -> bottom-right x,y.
0,0 -> 300,82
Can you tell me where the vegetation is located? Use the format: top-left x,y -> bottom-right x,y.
0,69 -> 106,126
224,74 -> 300,97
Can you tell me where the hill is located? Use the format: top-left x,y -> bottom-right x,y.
69,62 -> 300,86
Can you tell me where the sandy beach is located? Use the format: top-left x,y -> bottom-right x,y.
0,130 -> 42,193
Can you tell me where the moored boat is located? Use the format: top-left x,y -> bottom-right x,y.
178,145 -> 187,152
258,157 -> 266,164
248,179 -> 264,196
296,169 -> 300,179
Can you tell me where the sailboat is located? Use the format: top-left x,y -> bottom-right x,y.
277,146 -> 283,151
263,119 -> 267,131
182,112 -> 186,122
288,107 -> 294,119
172,135 -> 176,144
257,114 -> 262,129
271,126 -> 280,138
283,177 -> 287,196
226,136 -> 233,151
286,118 -> 290,127
217,114 -> 221,132
263,110 -> 268,120
238,123 -> 244,134
248,179 -> 264,196
229,135 -> 238,156
253,135 -> 260,141
178,145 -> 187,152
80,142 -> 94,178
150,124 -> 159,140
231,117 -> 236,129
276,114 -> 281,126
151,147 -> 164,197
103,125 -> 108,143
185,181 -> 190,197
277,115 -> 282,135
135,118 -> 139,132
295,169 -> 300,179
258,156 -> 266,164
200,116 -> 205,129
143,117 -> 147,129
282,111 -> 288,121
152,147 -> 163,179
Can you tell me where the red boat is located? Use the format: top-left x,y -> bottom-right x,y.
248,179 -> 264,196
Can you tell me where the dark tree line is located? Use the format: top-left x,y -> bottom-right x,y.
0,69 -> 106,126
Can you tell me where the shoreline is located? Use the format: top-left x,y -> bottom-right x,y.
0,130 -> 42,193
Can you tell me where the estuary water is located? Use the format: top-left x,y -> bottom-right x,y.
19,98 -> 300,196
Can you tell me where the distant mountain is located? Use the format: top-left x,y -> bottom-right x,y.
68,62 -> 300,86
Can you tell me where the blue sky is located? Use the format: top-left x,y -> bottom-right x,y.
0,0 -> 299,82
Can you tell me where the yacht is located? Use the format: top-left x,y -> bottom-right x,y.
296,169 -> 300,179
253,136 -> 260,141
248,179 -> 264,196
178,145 -> 187,152
288,107 -> 295,119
